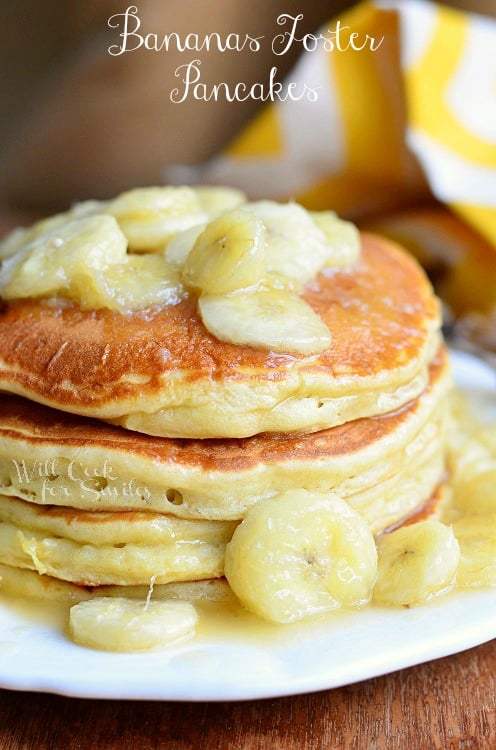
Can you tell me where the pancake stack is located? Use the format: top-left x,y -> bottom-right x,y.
0,187 -> 449,621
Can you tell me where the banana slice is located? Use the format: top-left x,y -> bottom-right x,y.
244,200 -> 331,283
0,226 -> 33,262
0,201 -> 103,262
165,224 -> 206,266
453,464 -> 496,515
311,211 -> 361,267
198,289 -> 331,353
224,490 -> 377,623
183,209 -> 266,295
448,427 -> 496,515
373,521 -> 460,606
98,254 -> 184,311
0,215 -> 184,311
452,515 -> 496,587
106,186 -> 206,251
479,426 -> 496,455
0,215 -> 127,302
69,597 -> 198,652
193,186 -> 246,216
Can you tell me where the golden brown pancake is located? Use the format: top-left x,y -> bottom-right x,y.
0,477 -> 448,590
0,493 -> 235,586
0,494 -> 236,546
0,348 -> 450,531
0,234 -> 441,438
382,482 -> 449,533
0,562 -> 234,605
0,516 -> 227,586
0,483 -> 449,602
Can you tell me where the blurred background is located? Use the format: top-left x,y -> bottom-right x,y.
0,0 -> 495,353
0,0 -> 493,209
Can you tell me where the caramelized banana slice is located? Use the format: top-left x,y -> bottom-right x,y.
198,289 -> 331,353
69,597 -> 198,652
311,211 -> 361,267
224,490 -> 377,623
0,214 -> 184,311
244,200 -> 331,283
0,201 -> 102,261
192,186 -> 246,216
0,215 -> 127,303
452,515 -> 496,587
373,521 -> 460,606
106,186 -> 206,250
165,224 -> 206,266
453,464 -> 496,515
479,426 -> 496,455
100,255 -> 184,310
183,209 -> 266,294
449,424 -> 496,515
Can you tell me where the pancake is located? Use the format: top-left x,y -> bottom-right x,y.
0,480 -> 448,605
0,494 -> 236,546
0,348 -> 450,531
0,518 -> 226,586
0,562 -> 234,605
0,438 -> 444,586
383,483 -> 450,533
0,494 -> 234,585
0,472 -> 448,592
0,233 -> 440,438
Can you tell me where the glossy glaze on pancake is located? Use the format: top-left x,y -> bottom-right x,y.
0,234 -> 441,438
0,348 -> 450,530
0,474 -> 447,590
0,483 -> 448,602
0,562 -> 234,604
0,494 -> 237,546
0,518 -> 226,586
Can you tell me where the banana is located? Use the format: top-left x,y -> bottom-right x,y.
98,254 -> 184,311
0,215 -> 184,311
373,521 -> 460,606
311,211 -> 361,267
198,288 -> 331,354
105,186 -> 207,251
452,515 -> 496,587
164,224 -> 206,266
183,209 -> 266,295
447,424 -> 496,515
69,597 -> 198,652
244,200 -> 332,283
453,463 -> 496,515
0,186 -> 244,263
192,185 -> 246,216
0,226 -> 32,262
0,215 -> 127,302
0,200 -> 102,262
164,190 -> 248,267
0,190 -> 361,330
479,426 -> 496,455
224,490 -> 377,624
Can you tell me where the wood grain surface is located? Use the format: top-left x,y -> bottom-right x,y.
0,641 -> 494,750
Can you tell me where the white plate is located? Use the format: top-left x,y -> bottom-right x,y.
0,350 -> 495,701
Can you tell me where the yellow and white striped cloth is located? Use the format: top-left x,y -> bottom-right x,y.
169,0 -> 496,323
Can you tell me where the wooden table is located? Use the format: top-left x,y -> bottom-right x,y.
0,640 -> 494,749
